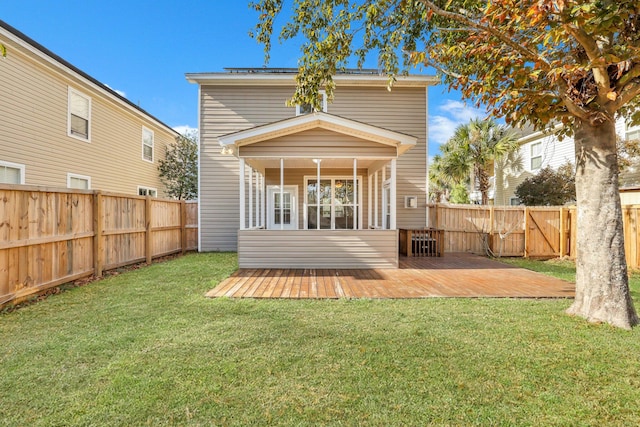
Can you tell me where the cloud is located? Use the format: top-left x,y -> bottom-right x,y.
104,84 -> 126,98
173,125 -> 198,137
429,100 -> 486,145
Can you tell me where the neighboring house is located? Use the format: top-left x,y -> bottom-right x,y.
493,117 -> 640,205
186,68 -> 438,268
0,20 -> 178,196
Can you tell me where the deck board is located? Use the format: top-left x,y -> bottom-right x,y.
206,253 -> 575,299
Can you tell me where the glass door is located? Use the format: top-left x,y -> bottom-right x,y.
267,186 -> 298,230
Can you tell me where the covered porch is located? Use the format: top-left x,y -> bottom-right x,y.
219,112 -> 418,269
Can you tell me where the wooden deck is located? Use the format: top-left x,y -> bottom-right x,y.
206,253 -> 575,299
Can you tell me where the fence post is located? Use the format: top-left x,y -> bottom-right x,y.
523,207 -> 530,258
93,191 -> 104,277
559,207 -> 566,257
145,195 -> 153,265
488,206 -> 495,253
181,200 -> 187,255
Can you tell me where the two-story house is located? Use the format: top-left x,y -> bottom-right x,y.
493,117 -> 640,205
186,68 -> 438,268
0,20 -> 178,196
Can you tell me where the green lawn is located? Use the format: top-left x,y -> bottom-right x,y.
2,253 -> 640,426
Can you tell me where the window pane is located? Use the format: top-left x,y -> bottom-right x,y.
70,114 -> 88,138
307,180 -> 317,204
69,177 -> 89,189
531,142 -> 542,157
531,156 -> 542,170
335,179 -> 354,205
70,92 -> 89,118
307,206 -> 318,229
143,144 -> 153,161
0,166 -> 21,184
320,180 -> 331,204
335,206 -> 355,229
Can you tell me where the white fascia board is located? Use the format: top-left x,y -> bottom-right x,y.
218,112 -> 417,153
186,72 -> 439,87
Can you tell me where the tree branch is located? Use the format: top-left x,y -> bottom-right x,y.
564,24 -> 611,103
615,81 -> 640,111
416,0 -> 550,69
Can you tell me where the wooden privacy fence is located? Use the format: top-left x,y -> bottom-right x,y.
428,203 -> 640,269
0,185 -> 198,307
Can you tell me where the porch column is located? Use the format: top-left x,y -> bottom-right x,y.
239,158 -> 245,230
353,158 -> 358,230
316,159 -> 321,230
368,171 -> 372,229
261,172 -> 266,228
381,167 -> 386,230
280,158 -> 284,230
255,170 -> 260,228
374,171 -> 379,228
390,158 -> 397,230
248,166 -> 253,229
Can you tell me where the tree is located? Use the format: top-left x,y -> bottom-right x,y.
515,162 -> 576,206
449,183 -> 470,204
437,118 -> 519,205
158,132 -> 198,200
252,0 -> 640,329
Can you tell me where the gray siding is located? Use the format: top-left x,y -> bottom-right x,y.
238,230 -> 398,268
199,84 -> 427,251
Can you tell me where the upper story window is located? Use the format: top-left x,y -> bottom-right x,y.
67,173 -> 91,190
142,127 -> 154,162
0,160 -> 25,184
296,90 -> 327,116
531,141 -> 542,170
626,124 -> 640,142
68,88 -> 91,141
138,186 -> 157,197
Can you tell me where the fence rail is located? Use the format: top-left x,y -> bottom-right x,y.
0,185 -> 198,307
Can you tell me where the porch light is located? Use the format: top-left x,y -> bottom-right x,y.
312,158 -> 322,164
220,145 -> 234,155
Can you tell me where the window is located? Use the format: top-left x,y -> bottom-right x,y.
510,197 -> 522,206
296,90 -> 327,116
305,176 -> 361,229
142,127 -> 154,162
0,160 -> 25,184
68,88 -> 91,141
67,173 -> 91,189
531,141 -> 542,170
138,186 -> 157,197
626,125 -> 640,142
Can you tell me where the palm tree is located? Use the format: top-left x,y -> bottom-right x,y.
439,119 -> 519,205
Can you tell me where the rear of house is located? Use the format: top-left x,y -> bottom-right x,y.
187,68 -> 437,268
0,20 -> 177,195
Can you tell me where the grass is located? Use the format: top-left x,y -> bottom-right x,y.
1,253 -> 640,426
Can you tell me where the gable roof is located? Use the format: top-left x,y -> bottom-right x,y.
218,112 -> 418,155
0,19 -> 178,136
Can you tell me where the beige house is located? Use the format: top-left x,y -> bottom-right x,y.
187,68 -> 438,268
0,20 -> 178,196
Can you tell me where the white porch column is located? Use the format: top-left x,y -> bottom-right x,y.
239,158 -> 245,230
261,172 -> 266,228
255,170 -> 260,228
316,160 -> 321,230
280,158 -> 284,230
374,171 -> 379,228
248,166 -> 253,229
368,171 -> 372,229
353,158 -> 357,230
381,167 -> 386,230
390,158 -> 397,230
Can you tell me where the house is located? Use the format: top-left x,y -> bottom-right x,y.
186,68 -> 438,268
492,117 -> 640,205
0,20 -> 178,196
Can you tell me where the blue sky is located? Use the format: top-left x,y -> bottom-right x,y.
2,0 -> 485,157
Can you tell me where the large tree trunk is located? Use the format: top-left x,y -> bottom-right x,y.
567,118 -> 638,329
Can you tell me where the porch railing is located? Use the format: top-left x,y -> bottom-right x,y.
399,229 -> 445,257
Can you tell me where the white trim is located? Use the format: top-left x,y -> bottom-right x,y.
66,172 -> 91,189
218,112 -> 416,154
142,126 -> 154,163
390,159 -> 397,230
280,158 -> 284,230
0,160 -> 26,184
248,166 -> 253,229
303,175 -> 363,230
197,85 -> 202,252
137,185 -> 157,197
239,159 -> 246,230
186,73 -> 439,87
67,87 -> 91,142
